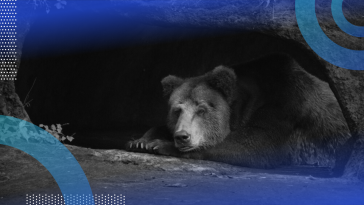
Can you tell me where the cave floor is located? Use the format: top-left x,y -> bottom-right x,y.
1,133 -> 364,205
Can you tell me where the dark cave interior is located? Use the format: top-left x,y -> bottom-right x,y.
15,8 -> 329,150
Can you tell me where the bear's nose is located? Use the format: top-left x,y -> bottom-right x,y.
174,130 -> 191,144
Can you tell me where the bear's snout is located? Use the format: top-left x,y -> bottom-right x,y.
174,130 -> 191,145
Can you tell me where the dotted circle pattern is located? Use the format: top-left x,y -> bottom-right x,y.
0,0 -> 17,80
26,194 -> 126,205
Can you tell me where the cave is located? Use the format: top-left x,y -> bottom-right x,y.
1,1 -> 364,204
16,8 -> 330,150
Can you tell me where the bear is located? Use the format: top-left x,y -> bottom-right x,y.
126,53 -> 350,169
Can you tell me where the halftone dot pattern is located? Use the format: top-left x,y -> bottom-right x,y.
26,194 -> 126,205
94,194 -> 126,205
0,0 -> 17,80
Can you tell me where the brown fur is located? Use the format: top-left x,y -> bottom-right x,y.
126,54 -> 350,168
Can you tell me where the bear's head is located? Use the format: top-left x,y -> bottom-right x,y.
161,66 -> 237,152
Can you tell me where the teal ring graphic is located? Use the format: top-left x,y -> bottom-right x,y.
0,115 -> 94,205
332,0 -> 364,37
296,0 -> 364,70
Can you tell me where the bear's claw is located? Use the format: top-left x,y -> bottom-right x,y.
127,140 -> 159,154
126,138 -> 176,156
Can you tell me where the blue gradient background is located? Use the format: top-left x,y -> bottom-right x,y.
9,0 -> 364,204
19,0 -> 364,70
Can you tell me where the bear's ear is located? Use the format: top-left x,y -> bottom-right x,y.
206,66 -> 237,103
161,75 -> 184,97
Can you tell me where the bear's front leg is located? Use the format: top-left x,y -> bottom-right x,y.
126,126 -> 180,156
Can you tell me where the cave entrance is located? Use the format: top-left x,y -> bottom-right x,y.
15,9 -> 327,150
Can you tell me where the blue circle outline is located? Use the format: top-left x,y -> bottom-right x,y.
0,115 -> 94,205
332,0 -> 364,37
296,0 -> 364,70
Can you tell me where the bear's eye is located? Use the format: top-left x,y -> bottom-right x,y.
196,107 -> 206,115
172,108 -> 181,116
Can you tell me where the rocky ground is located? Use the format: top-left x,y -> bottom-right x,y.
1,132 -> 364,205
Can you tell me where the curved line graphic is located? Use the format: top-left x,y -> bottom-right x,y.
332,0 -> 364,37
296,0 -> 364,70
0,116 -> 94,205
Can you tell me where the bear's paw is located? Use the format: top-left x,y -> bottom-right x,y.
126,139 -> 178,156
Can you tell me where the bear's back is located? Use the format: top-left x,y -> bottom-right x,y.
229,54 -> 350,166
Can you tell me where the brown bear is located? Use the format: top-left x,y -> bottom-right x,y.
126,54 -> 350,168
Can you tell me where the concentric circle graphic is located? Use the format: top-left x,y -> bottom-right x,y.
332,0 -> 364,37
0,115 -> 95,205
296,0 -> 364,70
